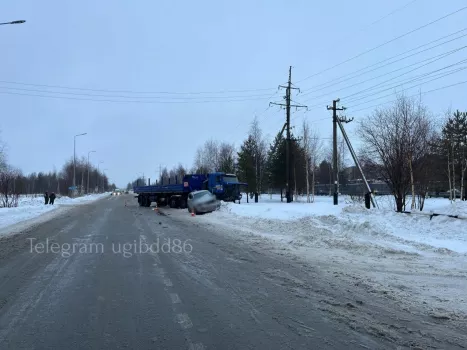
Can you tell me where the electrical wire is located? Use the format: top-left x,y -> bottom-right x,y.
344,66 -> 467,108
348,80 -> 467,114
296,6 -> 467,83
0,85 -> 275,100
302,57 -> 467,111
343,63 -> 467,104
0,90 -> 275,104
347,73 -> 467,110
302,44 -> 467,102
0,80 -> 276,95
299,28 -> 467,95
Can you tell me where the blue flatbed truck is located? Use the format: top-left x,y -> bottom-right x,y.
133,172 -> 247,208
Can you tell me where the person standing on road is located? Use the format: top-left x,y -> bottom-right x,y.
49,192 -> 56,205
44,191 -> 49,205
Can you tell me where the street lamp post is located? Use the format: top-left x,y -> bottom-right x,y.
73,133 -> 87,197
0,20 -> 26,26
87,150 -> 96,194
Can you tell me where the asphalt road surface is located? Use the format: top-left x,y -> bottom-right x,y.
0,195 -> 465,349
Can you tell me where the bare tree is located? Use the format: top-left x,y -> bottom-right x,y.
358,95 -> 432,212
309,129 -> 322,203
218,142 -> 236,173
0,165 -> 20,208
193,139 -> 220,173
249,116 -> 267,195
175,163 -> 187,180
159,167 -> 169,184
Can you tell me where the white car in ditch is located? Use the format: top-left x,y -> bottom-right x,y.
187,190 -> 221,214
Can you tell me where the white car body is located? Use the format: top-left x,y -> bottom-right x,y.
187,190 -> 220,214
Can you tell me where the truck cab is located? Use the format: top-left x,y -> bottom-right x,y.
202,172 -> 247,202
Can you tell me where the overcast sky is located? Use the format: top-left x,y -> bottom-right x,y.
1,0 -> 466,187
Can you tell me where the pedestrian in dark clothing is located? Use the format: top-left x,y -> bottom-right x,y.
44,191 -> 49,205
49,192 -> 56,205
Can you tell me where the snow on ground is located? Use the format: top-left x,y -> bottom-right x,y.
222,193 -> 467,254
194,193 -> 467,321
0,193 -> 110,233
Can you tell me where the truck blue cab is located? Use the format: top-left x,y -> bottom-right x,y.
134,172 -> 247,208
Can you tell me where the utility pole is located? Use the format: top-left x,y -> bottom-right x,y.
270,66 -> 307,203
327,99 -> 345,205
335,115 -> 377,208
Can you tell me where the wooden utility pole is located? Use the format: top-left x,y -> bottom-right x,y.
270,66 -> 307,203
327,99 -> 345,205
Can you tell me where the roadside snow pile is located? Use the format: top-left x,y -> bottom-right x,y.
216,194 -> 467,255
0,193 -> 110,232
223,194 -> 345,220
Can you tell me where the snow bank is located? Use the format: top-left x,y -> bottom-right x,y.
0,193 -> 110,232
220,194 -> 467,255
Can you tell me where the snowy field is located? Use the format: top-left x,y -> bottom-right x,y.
0,193 -> 110,233
195,193 -> 467,322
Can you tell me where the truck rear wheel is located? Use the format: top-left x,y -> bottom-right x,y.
179,197 -> 187,209
169,197 -> 177,208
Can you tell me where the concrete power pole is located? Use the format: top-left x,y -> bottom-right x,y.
270,66 -> 307,203
327,99 -> 346,205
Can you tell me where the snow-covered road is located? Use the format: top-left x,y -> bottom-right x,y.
190,194 -> 467,328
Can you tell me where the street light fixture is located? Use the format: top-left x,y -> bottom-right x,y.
0,20 -> 26,26
87,150 -> 96,194
73,132 -> 87,197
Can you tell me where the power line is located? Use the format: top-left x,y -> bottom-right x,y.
344,64 -> 467,107
296,6 -> 467,83
319,0 -> 418,57
302,57 -> 467,111
349,80 -> 467,114
0,90 -> 275,104
302,44 -> 467,103
366,0 -> 418,27
344,62 -> 467,104
347,75 -> 467,111
341,52 -> 467,101
344,66 -> 467,106
0,80 -> 276,95
0,85 -> 275,100
223,89 -> 281,145
299,28 -> 467,96
310,0 -> 419,58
